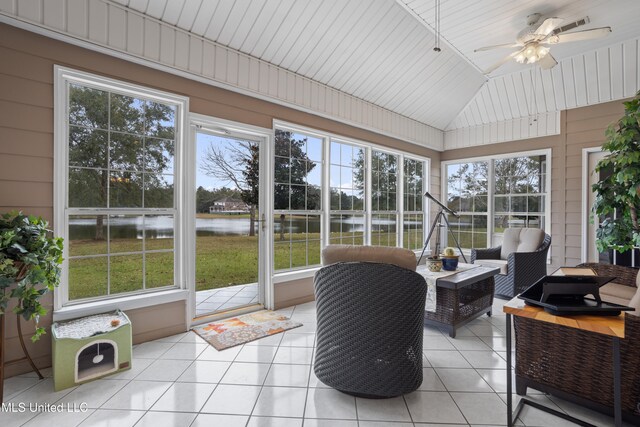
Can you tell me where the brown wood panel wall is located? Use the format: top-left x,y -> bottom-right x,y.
0,23 -> 440,376
441,99 -> 626,270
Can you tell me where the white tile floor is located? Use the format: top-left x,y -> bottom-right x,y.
1,298 -> 632,427
195,283 -> 259,317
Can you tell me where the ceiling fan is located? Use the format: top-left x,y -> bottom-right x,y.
475,13 -> 611,74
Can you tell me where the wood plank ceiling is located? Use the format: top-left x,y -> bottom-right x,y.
2,0 -> 639,147
109,0 -> 486,130
401,0 -> 640,137
400,0 -> 640,76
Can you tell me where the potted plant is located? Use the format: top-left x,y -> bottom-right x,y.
592,91 -> 640,256
440,246 -> 460,271
1,211 -> 63,339
426,255 -> 442,272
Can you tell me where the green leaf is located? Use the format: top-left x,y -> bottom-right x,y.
0,211 -> 62,341
593,91 -> 640,253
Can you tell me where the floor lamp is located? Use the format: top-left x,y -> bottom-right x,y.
417,192 -> 468,265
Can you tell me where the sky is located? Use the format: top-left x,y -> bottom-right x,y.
196,132 -> 240,191
195,131 -> 364,193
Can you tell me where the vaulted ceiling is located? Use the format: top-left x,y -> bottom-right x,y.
109,0 -> 486,131
401,0 -> 640,76
1,0 -> 640,149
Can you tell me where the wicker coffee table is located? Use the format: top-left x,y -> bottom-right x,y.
417,265 -> 499,338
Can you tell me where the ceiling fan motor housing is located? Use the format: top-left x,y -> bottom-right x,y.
526,12 -> 542,26
517,13 -> 548,45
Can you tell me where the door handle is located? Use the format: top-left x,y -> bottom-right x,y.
255,213 -> 267,231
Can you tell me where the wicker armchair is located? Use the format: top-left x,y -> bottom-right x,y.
514,264 -> 640,422
313,245 -> 427,398
471,228 -> 551,298
577,262 -> 639,306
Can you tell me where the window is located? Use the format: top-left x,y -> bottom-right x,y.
273,129 -> 323,270
329,140 -> 365,246
493,156 -> 546,235
272,123 -> 430,273
446,162 -> 489,249
56,68 -> 186,305
403,158 -> 425,250
444,151 -> 550,250
371,150 -> 398,247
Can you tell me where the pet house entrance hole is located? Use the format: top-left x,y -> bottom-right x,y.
76,340 -> 118,382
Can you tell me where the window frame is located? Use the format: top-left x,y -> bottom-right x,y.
441,148 -> 552,254
272,120 -> 430,276
328,137 -> 367,247
370,148 -> 400,248
53,66 -> 189,316
272,125 -> 326,272
402,155 -> 427,251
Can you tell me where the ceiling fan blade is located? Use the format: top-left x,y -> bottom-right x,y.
552,16 -> 590,35
534,17 -> 564,36
474,43 -> 521,52
483,49 -> 524,74
544,27 -> 612,44
539,53 -> 557,70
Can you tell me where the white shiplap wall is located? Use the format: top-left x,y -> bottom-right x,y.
445,37 -> 640,148
445,111 -> 560,148
0,0 -> 445,150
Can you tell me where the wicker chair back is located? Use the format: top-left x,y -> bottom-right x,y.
313,262 -> 427,398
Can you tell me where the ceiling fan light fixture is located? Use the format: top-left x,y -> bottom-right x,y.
524,45 -> 537,57
515,43 -> 550,64
536,45 -> 550,57
514,52 -> 527,64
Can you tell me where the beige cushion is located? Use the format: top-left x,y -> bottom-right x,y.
637,269 -> 640,288
628,287 -> 640,316
474,259 -> 508,275
601,293 -> 631,307
321,245 -> 417,271
600,282 -> 637,303
500,228 -> 545,260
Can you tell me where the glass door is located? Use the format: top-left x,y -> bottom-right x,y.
587,150 -> 607,263
587,150 -> 639,266
193,127 -> 264,318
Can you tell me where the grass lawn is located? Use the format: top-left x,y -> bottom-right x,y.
68,231 -> 422,301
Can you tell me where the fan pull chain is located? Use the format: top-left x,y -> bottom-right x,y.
434,0 -> 441,52
529,68 -> 538,126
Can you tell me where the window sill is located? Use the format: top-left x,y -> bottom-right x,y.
273,267 -> 321,284
273,249 -> 433,281
53,289 -> 189,322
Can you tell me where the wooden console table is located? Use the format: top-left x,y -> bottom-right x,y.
503,298 -> 625,427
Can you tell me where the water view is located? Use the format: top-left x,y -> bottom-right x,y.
68,215 -> 412,240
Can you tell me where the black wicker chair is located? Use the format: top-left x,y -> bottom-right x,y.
471,229 -> 551,298
313,255 -> 427,398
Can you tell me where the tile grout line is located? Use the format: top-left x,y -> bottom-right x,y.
131,337 -> 202,426
191,340 -> 247,423
94,338 -> 184,426
8,300 -> 623,427
429,316 -> 505,426
246,303 -> 299,425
